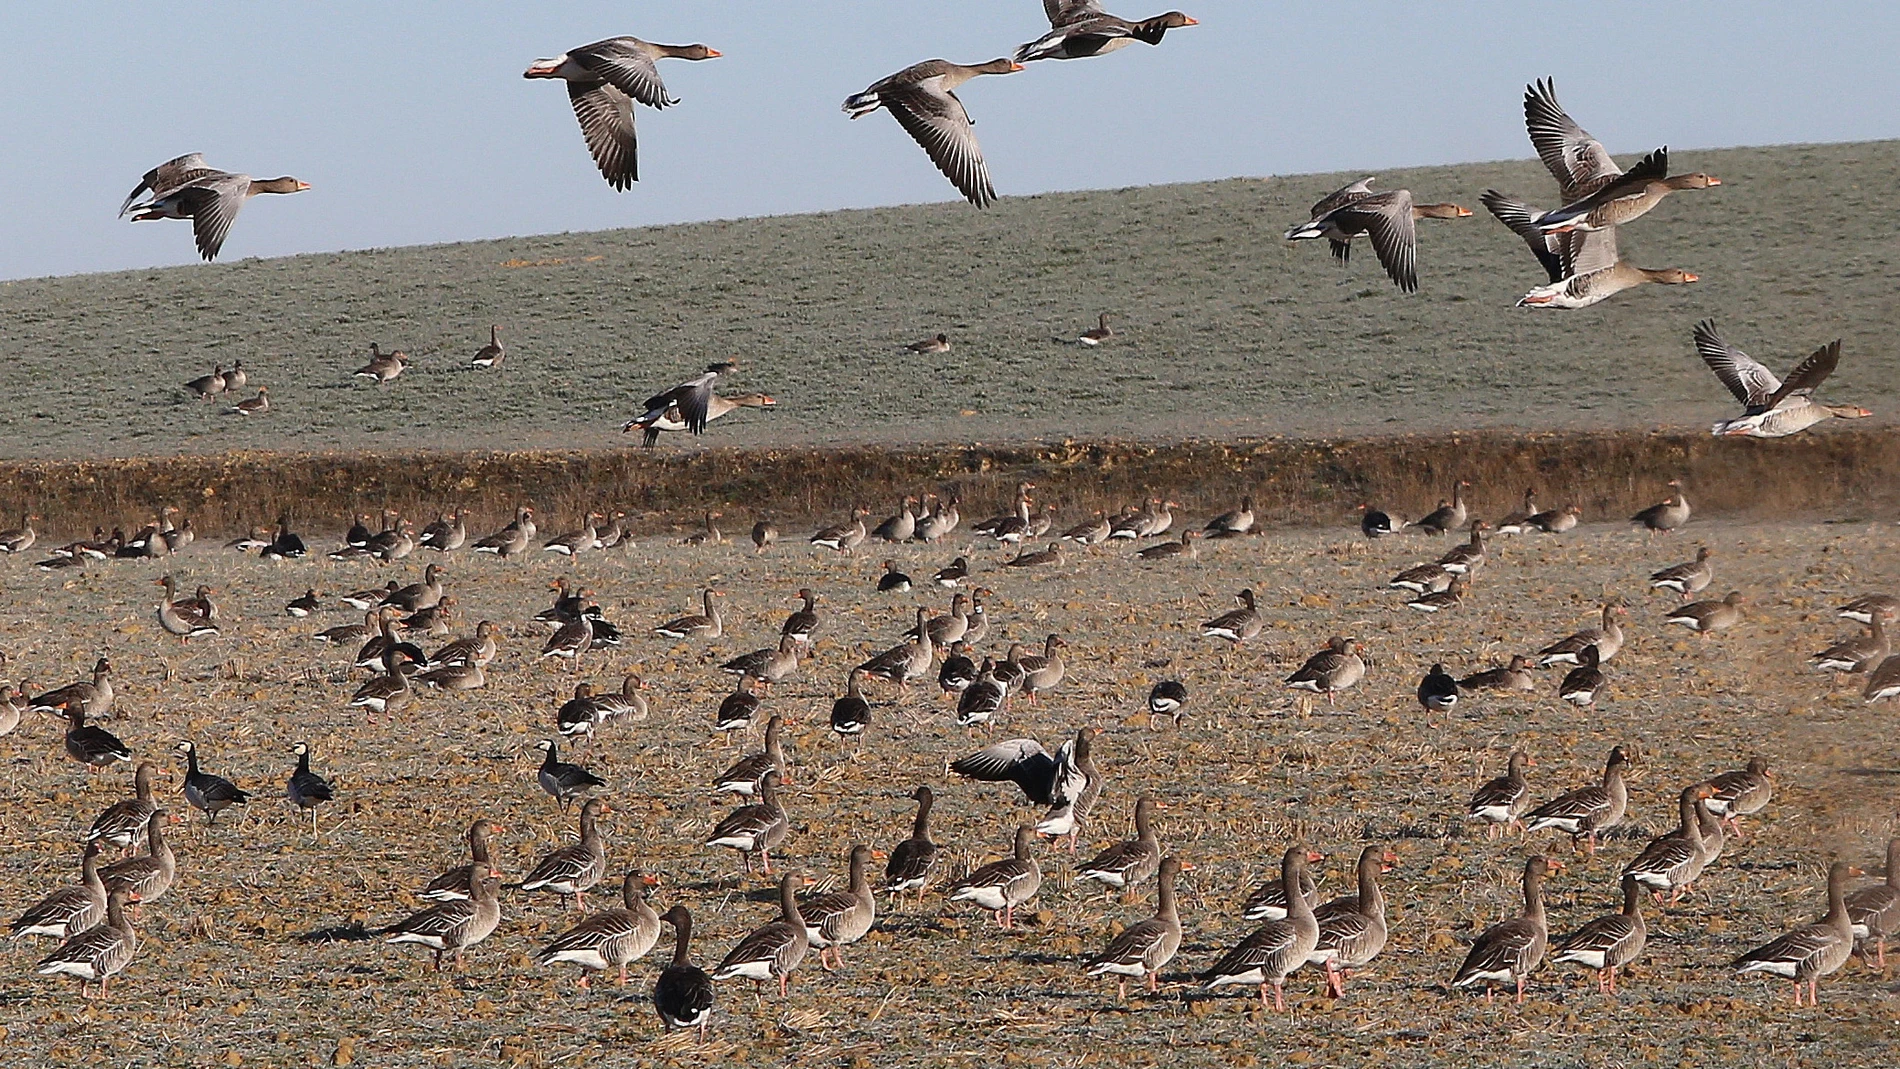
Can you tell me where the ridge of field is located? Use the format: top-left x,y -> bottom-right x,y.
1,140 -> 1894,461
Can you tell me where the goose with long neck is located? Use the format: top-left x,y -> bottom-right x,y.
801,844 -> 876,970
1553,873 -> 1648,994
1307,845 -> 1394,997
713,871 -> 810,996
1453,855 -> 1562,1004
842,59 -> 1025,208
653,905 -> 715,1038
1085,856 -> 1186,1000
1733,860 -> 1862,1006
1203,846 -> 1321,1011
884,786 -> 939,904
524,38 -> 722,190
34,886 -> 138,998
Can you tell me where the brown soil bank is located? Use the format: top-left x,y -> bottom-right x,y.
6,426 -> 1896,538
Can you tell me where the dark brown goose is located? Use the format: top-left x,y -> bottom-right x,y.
884,786 -> 939,903
654,905 -> 715,1038
705,771 -> 789,874
1524,746 -> 1630,854
10,843 -> 108,940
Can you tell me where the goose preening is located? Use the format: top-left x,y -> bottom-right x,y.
1693,321 -> 1869,437
950,728 -> 1100,847
1451,855 -> 1563,1005
1733,861 -> 1862,1006
1415,663 -> 1458,712
1016,4 -> 1198,63
1357,503 -> 1396,540
843,58 -> 1024,208
1287,179 -> 1470,293
524,37 -> 721,190
122,153 -> 309,260
1085,856 -> 1187,1001
1203,847 -> 1321,1011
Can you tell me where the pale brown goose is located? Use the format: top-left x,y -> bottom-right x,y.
1306,845 -> 1394,997
1019,634 -> 1068,701
123,156 -> 309,260
543,513 -> 603,556
1436,521 -> 1488,574
1203,847 -> 1322,1011
843,59 -> 1024,207
720,635 -> 799,690
884,786 -> 939,903
751,517 -> 777,553
713,871 -> 810,996
1552,873 -> 1648,994
948,825 -> 1043,930
1452,855 -> 1562,1004
705,771 -> 789,874
1528,503 -> 1582,533
1496,489 -> 1538,534
520,798 -> 610,910
1524,746 -> 1630,854
1665,590 -> 1745,635
1086,856 -> 1186,1001
1410,481 -> 1469,534
1388,561 -> 1453,595
418,509 -> 469,552
1077,795 -> 1162,896
1704,757 -> 1774,839
1621,784 -> 1714,904
524,37 -> 721,189
1240,856 -> 1319,922
1467,751 -> 1534,839
431,620 -> 502,671
183,367 -> 226,400
871,496 -> 919,542
1061,510 -> 1115,545
10,843 -> 107,940
679,510 -> 723,547
351,343 -> 412,384
155,576 -> 218,640
228,387 -> 268,415
1406,574 -> 1468,613
1538,601 -> 1626,665
713,715 -> 788,795
35,887 -> 137,998
84,762 -> 158,856
856,607 -> 935,689
1733,860 -> 1862,1006
655,589 -> 724,639
535,869 -> 662,987
385,864 -> 503,972
1136,529 -> 1198,560
1204,495 -> 1256,537
810,507 -> 870,553
1285,179 -> 1471,292
472,506 -> 536,558
1847,839 -> 1900,968
1632,481 -> 1691,535
1284,636 -> 1365,704
1812,611 -> 1889,676
1651,546 -> 1714,600
802,844 -> 876,970
1696,321 -> 1869,437
622,362 -> 736,441
1005,541 -> 1063,568
1513,225 -> 1697,308
1458,655 -> 1536,694
29,657 -> 114,719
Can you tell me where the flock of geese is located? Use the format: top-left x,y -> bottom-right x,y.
3,468 -> 1897,1035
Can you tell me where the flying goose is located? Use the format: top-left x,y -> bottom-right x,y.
843,59 -> 1024,208
653,905 -> 716,1038
535,869 -> 662,987
1086,856 -> 1187,1001
1451,856 -> 1562,1005
122,154 -> 309,260
1203,847 -> 1322,1011
520,798 -> 610,910
622,361 -> 736,440
1016,4 -> 1198,62
948,825 -> 1043,930
713,871 -> 810,996
1733,860 -> 1862,1006
1286,179 -> 1471,293
1694,321 -> 1869,437
385,864 -> 503,972
1510,224 -> 1697,308
524,37 -> 721,189
1552,874 -> 1648,994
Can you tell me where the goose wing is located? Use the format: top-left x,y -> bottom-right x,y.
572,38 -> 677,108
1694,319 -> 1781,409
1524,78 -> 1620,195
122,152 -> 218,215
1764,340 -> 1842,409
950,738 -> 1057,804
883,81 -> 996,208
568,81 -> 639,190
1324,189 -> 1419,292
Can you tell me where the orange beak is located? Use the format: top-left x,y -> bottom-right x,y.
1183,17 -> 1200,25
1707,176 -> 1723,185
1682,273 -> 1700,283
706,49 -> 723,58
1009,62 -> 1026,71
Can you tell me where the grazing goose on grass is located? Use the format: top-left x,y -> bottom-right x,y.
1306,846 -> 1394,998
1204,847 -> 1322,1011
1078,796 -> 1162,896
35,887 -> 137,999
750,517 -> 777,553
1146,679 -> 1188,726
1201,589 -> 1261,644
655,589 -> 724,640
520,799 -> 609,911
1733,860 -> 1861,1007
1664,590 -> 1745,635
905,332 -> 951,353
1846,839 -> 1900,968
1558,644 -> 1608,706
471,325 -> 504,368
1467,752 -> 1533,839
1458,655 -> 1536,694
1839,593 -> 1899,625
84,763 -> 159,856
524,37 -> 721,189
10,843 -> 107,940
884,786 -> 940,903
176,741 -> 247,827
1284,636 -> 1365,704
1538,601 -> 1625,665
715,872 -> 810,995
654,906 -> 716,1038
1286,179 -> 1471,292
706,771 -> 789,875
385,865 -> 503,972
419,819 -> 502,903
535,739 -> 605,812
1632,481 -> 1690,535
1452,855 -> 1562,1005
286,743 -> 334,836
64,708 -> 131,771
1552,873 -> 1648,994
30,657 -> 114,718
1694,320 -> 1869,437
1650,546 -> 1713,599
99,811 -> 176,911
802,845 -> 877,970
1524,746 -> 1630,855
1087,856 -> 1186,1001
1016,4 -> 1197,62
843,59 -> 1024,207
1705,757 -> 1774,839
713,716 -> 787,795
536,869 -> 661,987
123,154 -> 309,260
1812,611 -> 1889,676
949,825 -> 1043,930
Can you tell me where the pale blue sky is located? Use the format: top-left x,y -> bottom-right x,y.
2,1 -> 1896,280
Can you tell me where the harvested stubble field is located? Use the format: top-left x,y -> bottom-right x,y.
1,511 -> 1897,1068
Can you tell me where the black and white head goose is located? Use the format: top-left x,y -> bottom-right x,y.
1146,679 -> 1188,726
85,762 -> 159,856
1665,590 -> 1745,635
1204,847 -> 1322,1011
1200,589 -> 1262,644
1286,179 -> 1471,293
1416,663 -> 1458,712
956,657 -> 1008,730
720,636 -> 799,690
122,154 -> 309,260
1846,839 -> 1900,968
1539,601 -> 1626,665
949,825 -> 1044,930
29,657 -> 114,718
884,786 -> 940,903
856,607 -> 935,688
714,871 -> 810,995
655,588 -> 724,640
1813,610 -> 1890,676
1733,860 -> 1863,1006
1553,873 -> 1648,995
1528,503 -> 1582,533
654,905 -> 715,1038
472,506 -> 536,557
534,739 -> 605,812
938,641 -> 979,697
470,325 -> 504,368
802,845 -> 877,970
10,843 -> 108,940
1458,654 -> 1536,694
35,886 -> 137,998
1524,746 -> 1631,854
419,819 -> 502,903
1695,321 -> 1868,438
1284,636 -> 1366,703
1467,752 -> 1534,839
1205,495 -> 1256,537
1840,593 -> 1900,626
520,798 -> 610,910
286,742 -> 334,832
64,707 -> 131,771
1388,561 -> 1453,594
1452,855 -> 1563,1004
385,863 -> 503,972
1632,481 -> 1691,535
705,771 -> 789,875
843,58 -> 1024,208
871,496 -> 919,543
1078,795 -> 1162,895
905,332 -> 951,353
1086,856 -> 1187,1001
781,589 -> 822,647
809,507 -> 870,554
536,869 -> 662,987
174,740 -> 248,827
99,811 -> 176,910
713,715 -> 787,795
829,670 -> 872,740
1436,520 -> 1489,574
1650,546 -> 1714,600
1017,3 -> 1197,62
1558,643 -> 1608,706
1307,846 -> 1395,997
1621,784 -> 1714,904
524,37 -> 721,189
1704,756 -> 1774,839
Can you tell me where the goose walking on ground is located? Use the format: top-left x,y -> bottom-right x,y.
1553,873 -> 1648,995
715,872 -> 810,996
524,37 -> 722,190
1733,861 -> 1863,1006
1694,321 -> 1869,437
1285,178 -> 1471,292
1087,857 -> 1187,1001
1524,746 -> 1631,855
535,739 -> 606,812
519,799 -> 610,911
99,811 -> 177,913
1204,847 -> 1322,1011
535,869 -> 662,987
843,59 -> 1024,208
122,153 -> 309,260
385,864 -> 503,972
1846,839 -> 1900,968
1467,752 -> 1534,840
802,844 -> 877,970
705,771 -> 790,875
285,742 -> 334,837
1651,546 -> 1714,600
10,843 -> 108,940
1621,785 -> 1716,905
654,905 -> 715,1038
884,786 -> 940,904
1284,636 -> 1365,706
1452,856 -> 1562,1005
64,707 -> 131,772
35,887 -> 137,999
1146,679 -> 1188,726
948,825 -> 1044,930
1306,845 -> 1394,997
1705,756 -> 1774,840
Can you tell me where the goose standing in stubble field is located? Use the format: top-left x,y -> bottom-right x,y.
844,58 -> 1024,208
1285,178 -> 1471,293
524,37 -> 721,190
